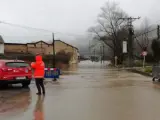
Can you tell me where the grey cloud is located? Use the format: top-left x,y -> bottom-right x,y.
0,0 -> 159,44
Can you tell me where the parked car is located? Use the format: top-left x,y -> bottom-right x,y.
0,59 -> 32,87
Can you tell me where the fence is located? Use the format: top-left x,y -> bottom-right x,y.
44,68 -> 61,79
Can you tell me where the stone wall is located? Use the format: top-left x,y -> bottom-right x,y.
4,40 -> 79,64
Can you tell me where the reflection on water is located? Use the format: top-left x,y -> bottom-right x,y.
0,87 -> 31,116
78,60 -> 109,69
56,63 -> 78,73
34,96 -> 45,120
152,82 -> 160,89
57,61 -> 110,75
68,64 -> 78,71
55,61 -> 109,73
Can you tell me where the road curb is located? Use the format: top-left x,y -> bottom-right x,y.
128,69 -> 152,77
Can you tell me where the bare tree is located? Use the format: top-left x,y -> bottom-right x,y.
88,1 -> 128,63
135,17 -> 151,51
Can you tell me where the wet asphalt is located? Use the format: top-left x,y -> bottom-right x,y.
0,61 -> 160,120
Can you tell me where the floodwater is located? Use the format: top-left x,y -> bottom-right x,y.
0,61 -> 160,120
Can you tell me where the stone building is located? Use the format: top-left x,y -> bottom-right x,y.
0,36 -> 4,54
4,40 -> 79,64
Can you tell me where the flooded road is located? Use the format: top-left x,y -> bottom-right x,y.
0,61 -> 160,120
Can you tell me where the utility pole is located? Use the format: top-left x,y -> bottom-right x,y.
119,17 -> 140,67
102,45 -> 104,64
100,46 -> 102,64
41,41 -> 43,54
52,33 -> 56,68
89,40 -> 91,60
52,33 -> 56,81
93,49 -> 96,62
157,25 -> 160,39
89,40 -> 91,54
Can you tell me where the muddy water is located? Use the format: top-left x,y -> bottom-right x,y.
0,61 -> 160,120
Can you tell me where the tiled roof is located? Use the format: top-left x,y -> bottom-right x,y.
4,40 -> 79,50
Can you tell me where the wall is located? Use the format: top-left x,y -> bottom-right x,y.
45,41 -> 79,64
55,41 -> 79,64
0,44 -> 4,54
27,47 -> 45,55
4,44 -> 27,53
45,41 -> 76,54
70,48 -> 79,64
4,41 -> 79,64
27,42 -> 48,55
44,44 -> 53,55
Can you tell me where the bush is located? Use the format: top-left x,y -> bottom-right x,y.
145,54 -> 155,63
55,50 -> 72,64
110,56 -> 123,65
134,60 -> 151,67
144,67 -> 152,73
108,63 -> 114,67
134,60 -> 143,67
44,50 -> 72,65
4,50 -> 73,67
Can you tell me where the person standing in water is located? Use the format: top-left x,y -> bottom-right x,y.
31,54 -> 45,95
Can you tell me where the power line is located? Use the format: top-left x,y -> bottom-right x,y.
134,28 -> 157,38
1,35 -> 53,37
0,21 -> 52,33
0,21 -> 87,37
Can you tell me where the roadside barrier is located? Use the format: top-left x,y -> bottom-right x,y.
44,68 -> 60,79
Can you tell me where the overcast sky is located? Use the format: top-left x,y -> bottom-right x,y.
0,0 -> 159,44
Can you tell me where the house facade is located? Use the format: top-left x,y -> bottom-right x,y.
0,36 -> 4,54
4,40 -> 79,64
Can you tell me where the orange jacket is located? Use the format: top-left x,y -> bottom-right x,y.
31,55 -> 45,78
